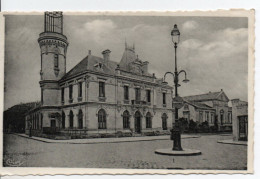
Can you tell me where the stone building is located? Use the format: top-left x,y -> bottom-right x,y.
178,90 -> 232,131
231,99 -> 248,141
25,12 -> 173,137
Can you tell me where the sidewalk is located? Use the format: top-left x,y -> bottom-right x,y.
217,139 -> 247,146
14,133 -> 200,144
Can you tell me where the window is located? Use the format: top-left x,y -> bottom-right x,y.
135,88 -> 141,101
61,87 -> 64,103
199,111 -> 203,123
78,110 -> 83,129
146,112 -> 152,128
163,93 -> 166,105
69,110 -> 74,128
98,109 -> 106,129
123,110 -> 130,129
206,112 -> 209,122
228,113 -> 232,123
78,82 -> 82,98
162,113 -> 168,130
36,114 -> 40,129
41,88 -> 43,104
99,82 -> 105,97
220,110 -> 224,125
69,85 -> 73,100
41,113 -> 43,129
211,113 -> 214,124
54,54 -> 59,68
146,90 -> 151,103
124,86 -> 129,100
61,111 -> 65,129
183,111 -> 190,121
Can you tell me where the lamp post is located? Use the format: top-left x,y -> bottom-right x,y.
162,24 -> 189,151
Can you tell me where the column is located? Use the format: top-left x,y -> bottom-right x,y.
65,112 -> 70,128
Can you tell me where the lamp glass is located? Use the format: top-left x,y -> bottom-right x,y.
183,79 -> 189,83
171,24 -> 180,44
162,81 -> 168,85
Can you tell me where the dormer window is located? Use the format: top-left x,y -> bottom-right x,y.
94,62 -> 103,69
163,92 -> 166,107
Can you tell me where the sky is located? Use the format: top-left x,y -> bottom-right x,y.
4,14 -> 248,110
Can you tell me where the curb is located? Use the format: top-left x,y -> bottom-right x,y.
217,140 -> 247,146
11,133 -> 200,144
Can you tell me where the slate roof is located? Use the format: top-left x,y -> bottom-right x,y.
119,47 -> 137,71
183,91 -> 222,102
61,55 -> 118,81
192,102 -> 213,109
183,100 -> 214,110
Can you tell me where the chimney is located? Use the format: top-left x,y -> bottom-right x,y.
142,61 -> 149,74
88,50 -> 91,55
102,49 -> 111,61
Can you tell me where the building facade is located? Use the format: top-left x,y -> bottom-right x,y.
231,99 -> 248,141
25,12 -> 173,137
178,90 -> 232,131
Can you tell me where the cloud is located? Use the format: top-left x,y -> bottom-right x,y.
4,15 -> 249,110
181,39 -> 203,49
182,21 -> 198,32
73,19 -> 117,43
83,19 -> 117,33
177,27 -> 248,100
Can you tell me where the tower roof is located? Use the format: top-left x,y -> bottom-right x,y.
119,44 -> 137,70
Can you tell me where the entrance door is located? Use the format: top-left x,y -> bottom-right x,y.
162,113 -> 168,130
51,120 -> 56,128
135,111 -> 141,133
238,116 -> 248,141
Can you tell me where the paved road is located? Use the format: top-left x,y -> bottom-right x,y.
3,134 -> 247,169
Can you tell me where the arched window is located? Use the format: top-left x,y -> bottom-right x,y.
146,112 -> 152,128
69,110 -> 74,128
98,109 -> 106,129
123,110 -> 130,129
62,111 -> 65,129
134,111 -> 142,133
78,109 -> 83,129
162,113 -> 168,130
220,109 -> 224,125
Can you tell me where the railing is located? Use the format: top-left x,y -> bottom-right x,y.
131,100 -> 149,106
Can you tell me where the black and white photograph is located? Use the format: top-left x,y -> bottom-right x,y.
0,10 -> 254,174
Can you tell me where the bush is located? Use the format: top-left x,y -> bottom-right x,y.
198,121 -> 209,133
115,131 -> 132,137
188,119 -> 198,133
178,118 -> 189,133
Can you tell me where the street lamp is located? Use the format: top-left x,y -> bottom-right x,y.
155,24 -> 201,156
163,24 -> 189,151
